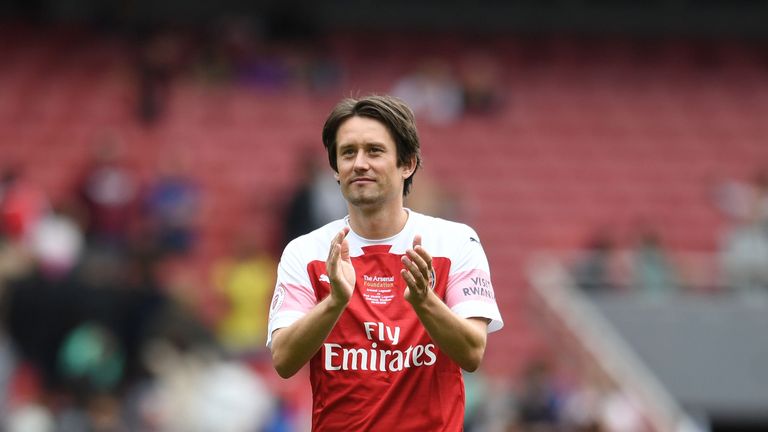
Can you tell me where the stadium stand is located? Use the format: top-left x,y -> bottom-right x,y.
3,27 -> 768,372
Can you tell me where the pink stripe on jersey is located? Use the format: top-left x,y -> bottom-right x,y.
274,282 -> 317,315
446,269 -> 496,307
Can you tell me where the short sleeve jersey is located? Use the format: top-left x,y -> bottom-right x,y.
267,210 -> 503,431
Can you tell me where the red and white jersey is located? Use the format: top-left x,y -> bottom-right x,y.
268,209 -> 503,431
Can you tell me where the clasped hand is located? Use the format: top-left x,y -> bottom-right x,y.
326,229 -> 435,307
402,235 -> 435,305
326,227 -> 355,306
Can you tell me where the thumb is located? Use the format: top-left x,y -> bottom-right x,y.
340,236 -> 350,260
413,234 -> 422,249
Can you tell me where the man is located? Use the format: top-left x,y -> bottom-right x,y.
268,95 -> 503,431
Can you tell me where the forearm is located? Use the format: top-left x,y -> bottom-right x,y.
410,292 -> 488,372
270,296 -> 347,378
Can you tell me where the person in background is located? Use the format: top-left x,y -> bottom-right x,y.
281,150 -> 347,249
572,229 -> 618,293
716,169 -> 768,295
629,225 -> 679,297
212,226 -> 276,354
143,153 -> 201,256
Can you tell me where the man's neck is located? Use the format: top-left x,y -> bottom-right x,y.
347,203 -> 409,240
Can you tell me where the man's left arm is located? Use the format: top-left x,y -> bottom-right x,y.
402,235 -> 490,372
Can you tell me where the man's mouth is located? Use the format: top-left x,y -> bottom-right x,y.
351,178 -> 375,184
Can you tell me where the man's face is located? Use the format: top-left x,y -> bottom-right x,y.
334,116 -> 412,209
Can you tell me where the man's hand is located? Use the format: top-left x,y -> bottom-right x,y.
402,234 -> 435,305
400,234 -> 489,371
326,227 -> 355,307
271,227 -> 356,378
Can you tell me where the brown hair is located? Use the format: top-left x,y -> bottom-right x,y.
321,95 -> 422,196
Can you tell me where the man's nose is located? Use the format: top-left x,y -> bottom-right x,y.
353,151 -> 369,170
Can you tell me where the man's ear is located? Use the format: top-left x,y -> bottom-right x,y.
402,156 -> 417,179
334,171 -> 340,181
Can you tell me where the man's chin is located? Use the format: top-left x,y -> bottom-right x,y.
346,194 -> 381,208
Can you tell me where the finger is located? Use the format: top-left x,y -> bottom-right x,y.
328,237 -> 339,262
328,227 -> 349,260
401,269 -> 427,300
412,234 -> 422,249
400,268 -> 419,291
328,233 -> 339,260
413,244 -> 433,270
412,235 -> 433,270
326,244 -> 339,275
401,255 -> 427,288
339,236 -> 350,261
405,248 -> 431,279
335,227 -> 349,246
406,249 -> 430,278
327,241 -> 335,263
406,249 -> 435,291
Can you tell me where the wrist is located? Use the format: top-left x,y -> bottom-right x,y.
408,290 -> 439,313
326,290 -> 350,311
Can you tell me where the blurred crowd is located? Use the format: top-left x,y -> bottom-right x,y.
0,137 -> 292,431
463,359 -> 651,432
131,20 -> 505,128
569,167 -> 768,299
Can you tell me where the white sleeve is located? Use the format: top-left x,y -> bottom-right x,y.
444,228 -> 504,333
266,241 -> 318,349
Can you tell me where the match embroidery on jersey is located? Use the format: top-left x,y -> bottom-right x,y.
270,285 -> 285,313
361,274 -> 396,305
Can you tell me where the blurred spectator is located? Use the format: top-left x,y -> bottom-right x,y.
629,226 -> 679,296
0,329 -> 15,422
597,390 -> 646,432
28,203 -> 84,281
136,30 -> 183,125
74,137 -> 138,248
460,52 -> 505,116
0,166 -> 49,244
290,41 -> 343,95
233,43 -> 293,90
720,225 -> 768,294
207,17 -> 293,90
303,53 -> 343,95
212,227 -> 276,354
559,365 -> 650,432
282,151 -> 347,248
194,18 -> 237,84
572,229 -> 618,293
392,59 -> 464,125
514,360 -> 563,431
714,169 -> 768,225
463,369 -> 489,432
561,382 -> 603,432
404,171 -> 461,220
0,228 -> 35,287
716,169 -> 768,294
143,154 -> 201,256
138,339 -> 274,431
6,403 -> 54,432
57,322 -> 125,397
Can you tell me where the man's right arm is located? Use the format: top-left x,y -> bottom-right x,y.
270,295 -> 347,378
270,227 -> 355,378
